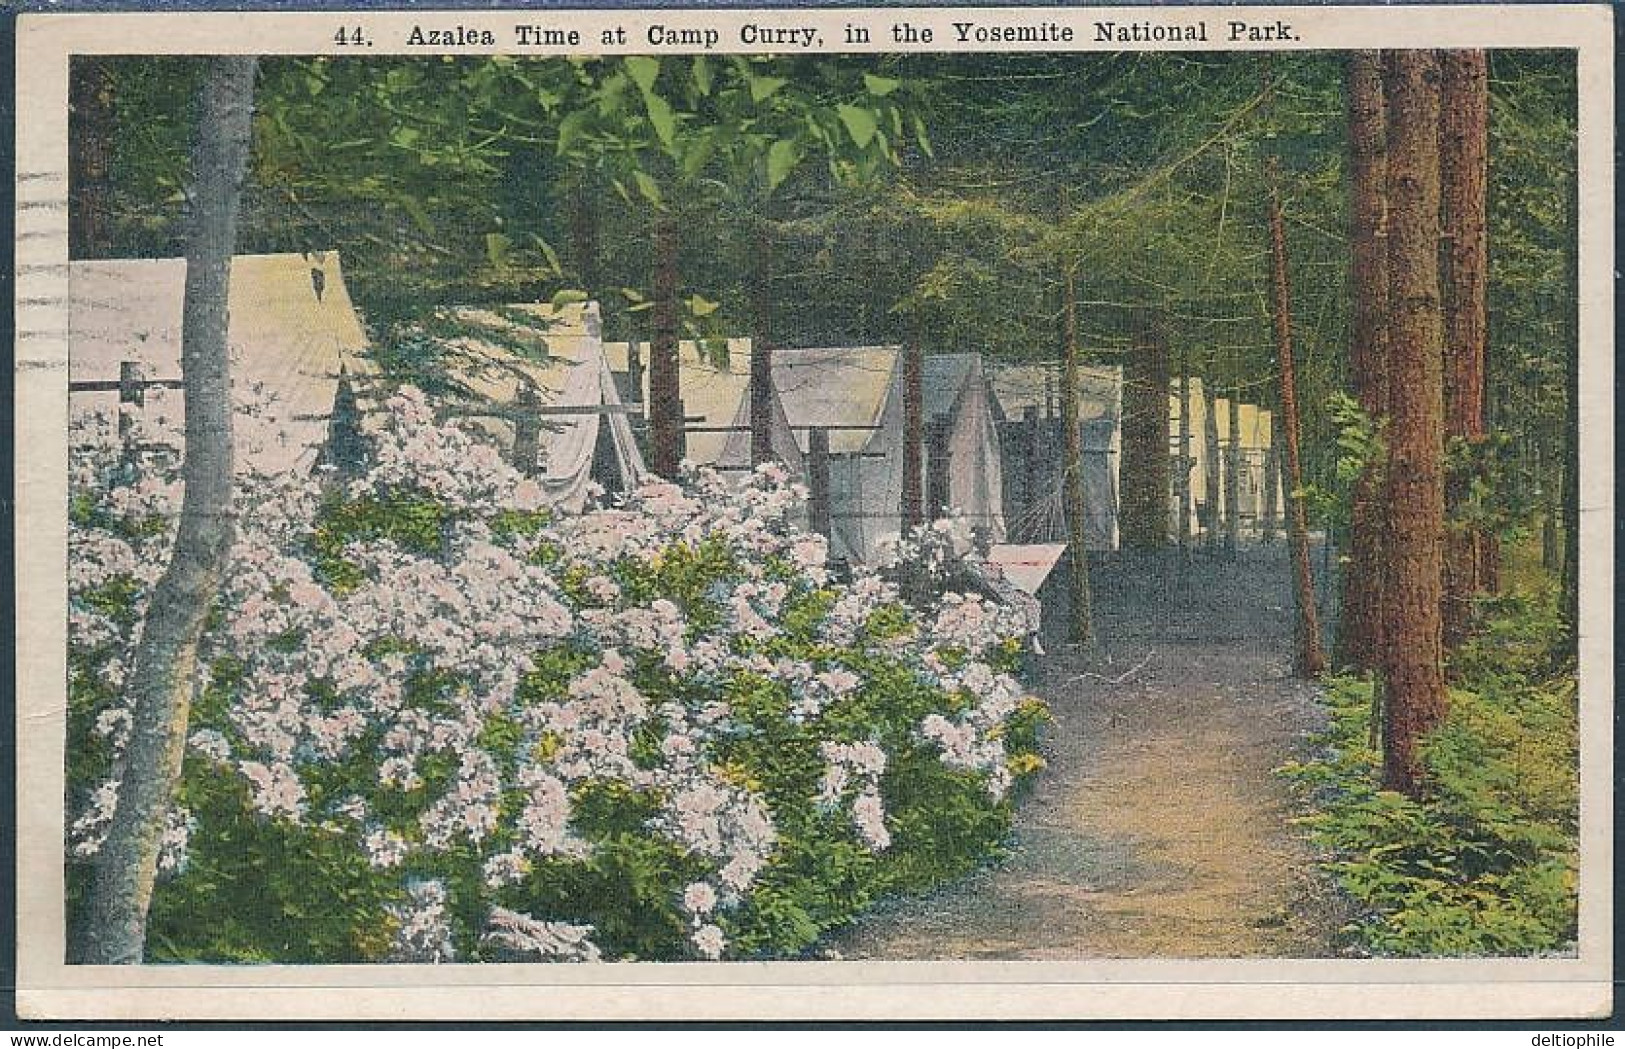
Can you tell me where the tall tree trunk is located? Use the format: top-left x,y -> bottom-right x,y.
1339,50 -> 1391,671
1379,50 -> 1449,798
749,219 -> 775,466
1201,376 -> 1221,550
1120,307 -> 1170,549
569,169 -> 601,297
1223,380 -> 1241,557
78,57 -> 256,964
900,333 -> 924,532
648,212 -> 682,479
1176,353 -> 1192,556
1261,410 -> 1281,543
1267,155 -> 1327,678
1062,265 -> 1094,645
69,57 -> 117,259
1558,109 -> 1579,637
1439,49 -> 1491,650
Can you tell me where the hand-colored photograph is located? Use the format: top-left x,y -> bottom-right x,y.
48,31 -> 1587,981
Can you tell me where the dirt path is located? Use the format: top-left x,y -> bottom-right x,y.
835,548 -> 1343,960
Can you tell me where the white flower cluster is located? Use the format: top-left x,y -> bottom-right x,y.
817,741 -> 891,851
67,383 -> 1041,963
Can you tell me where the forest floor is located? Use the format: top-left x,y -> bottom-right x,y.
834,542 -> 1351,959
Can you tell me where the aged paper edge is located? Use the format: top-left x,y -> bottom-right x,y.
13,3 -> 1615,1022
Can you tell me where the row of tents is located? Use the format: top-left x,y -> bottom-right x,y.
66,252 -> 1284,570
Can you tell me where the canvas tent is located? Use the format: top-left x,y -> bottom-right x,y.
990,363 -> 1122,550
922,354 -> 1007,544
1167,378 -> 1284,540
1231,400 -> 1285,534
435,302 -> 646,512
66,252 -> 372,476
770,345 -> 906,564
602,338 -> 805,477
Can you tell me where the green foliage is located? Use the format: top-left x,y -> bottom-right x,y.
1281,596 -> 1578,955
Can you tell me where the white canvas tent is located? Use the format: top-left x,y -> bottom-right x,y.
1168,379 -> 1284,539
771,345 -> 905,564
990,363 -> 1122,550
922,354 -> 1007,543
602,338 -> 805,477
436,302 -> 646,512
66,252 -> 372,475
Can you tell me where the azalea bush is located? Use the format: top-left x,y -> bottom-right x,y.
67,388 -> 1047,963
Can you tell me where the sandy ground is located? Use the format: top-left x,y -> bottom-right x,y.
834,545 -> 1345,960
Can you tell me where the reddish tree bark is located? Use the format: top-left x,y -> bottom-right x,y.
1266,156 -> 1326,679
1338,50 -> 1390,672
1379,50 -> 1449,798
1439,49 -> 1492,649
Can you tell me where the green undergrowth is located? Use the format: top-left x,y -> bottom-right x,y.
1281,592 -> 1578,956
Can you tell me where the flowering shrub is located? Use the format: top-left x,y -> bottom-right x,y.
67,387 -> 1047,963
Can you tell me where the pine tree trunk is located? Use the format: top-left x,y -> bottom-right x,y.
69,57 -> 117,259
1201,377 -> 1221,550
1267,155 -> 1327,679
1062,265 -> 1094,645
1223,383 -> 1241,557
1339,50 -> 1390,671
1120,307 -> 1170,549
1177,356 -> 1192,556
648,212 -> 682,479
1439,49 -> 1490,650
900,335 -> 924,532
749,219 -> 775,466
1379,50 -> 1449,798
1559,106 -> 1579,636
1262,412 -> 1280,544
569,170 -> 601,297
78,57 -> 256,964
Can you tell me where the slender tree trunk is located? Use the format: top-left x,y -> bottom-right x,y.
1439,49 -> 1491,650
1120,307 -> 1170,549
79,57 -> 256,964
749,218 -> 775,466
1262,409 -> 1281,543
1062,265 -> 1094,645
648,212 -> 682,478
1267,155 -> 1327,678
900,333 -> 924,532
1223,381 -> 1241,557
1201,377 -> 1221,550
1379,50 -> 1449,798
69,57 -> 117,259
1559,114 -> 1579,636
569,169 -> 601,297
1339,50 -> 1391,671
1177,354 -> 1192,556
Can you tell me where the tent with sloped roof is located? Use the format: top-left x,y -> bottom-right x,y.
67,252 -> 372,476
433,301 -> 646,512
989,363 -> 1121,550
922,353 -> 1006,544
770,345 -> 906,564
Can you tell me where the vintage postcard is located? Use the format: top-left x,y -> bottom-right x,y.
12,2 -> 1614,1022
